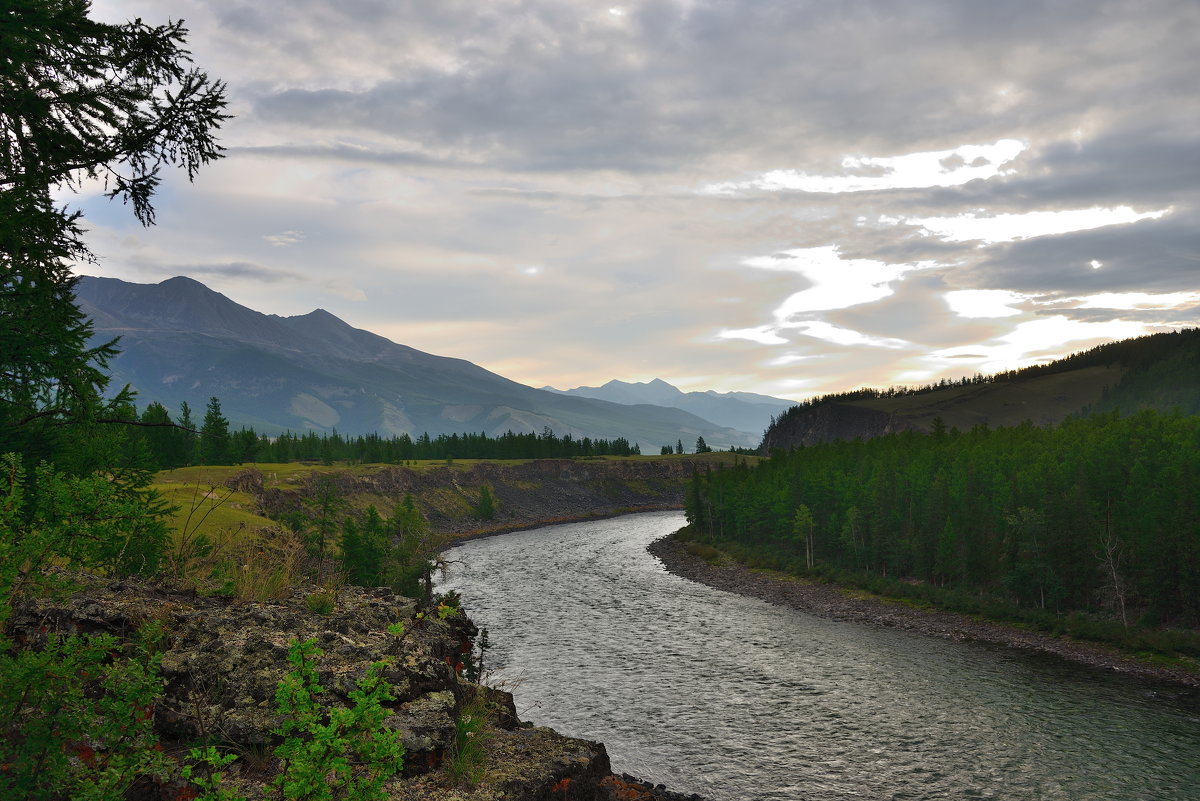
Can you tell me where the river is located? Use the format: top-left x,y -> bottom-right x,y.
437,511 -> 1200,800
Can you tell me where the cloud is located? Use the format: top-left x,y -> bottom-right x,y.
77,0 -> 1200,403
931,316 -> 1164,374
264,230 -> 306,247
704,140 -> 1027,195
945,290 -> 1026,318
903,205 -> 1170,244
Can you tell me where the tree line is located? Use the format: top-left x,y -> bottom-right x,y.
114,396 -> 643,469
687,410 -> 1200,629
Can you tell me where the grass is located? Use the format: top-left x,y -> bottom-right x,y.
445,692 -> 491,786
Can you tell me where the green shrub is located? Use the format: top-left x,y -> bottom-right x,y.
304,590 -> 336,615
445,692 -> 490,786
271,639 -> 405,800
0,625 -> 169,801
685,542 -> 721,565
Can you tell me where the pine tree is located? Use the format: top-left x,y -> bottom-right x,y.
1,1 -> 227,461
198,397 -> 230,465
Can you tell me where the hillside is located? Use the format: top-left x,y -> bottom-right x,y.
761,328 -> 1200,451
75,276 -> 757,450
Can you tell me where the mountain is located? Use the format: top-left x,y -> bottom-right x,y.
543,378 -> 795,437
74,276 -> 759,449
760,328 -> 1200,452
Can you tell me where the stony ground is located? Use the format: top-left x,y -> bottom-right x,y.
648,535 -> 1200,692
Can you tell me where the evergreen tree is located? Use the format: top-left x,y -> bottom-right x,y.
475,486 -> 496,521
0,0 -> 227,462
695,436 -> 712,454
175,400 -> 198,466
138,402 -> 176,469
198,396 -> 230,465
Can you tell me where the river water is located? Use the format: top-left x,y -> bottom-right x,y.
437,512 -> 1200,800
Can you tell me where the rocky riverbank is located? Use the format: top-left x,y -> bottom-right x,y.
648,533 -> 1200,692
11,573 -> 706,801
247,455 -> 739,541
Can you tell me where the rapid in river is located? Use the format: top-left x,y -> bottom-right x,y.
437,511 -> 1200,800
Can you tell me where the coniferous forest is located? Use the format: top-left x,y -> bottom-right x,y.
104,396 -> 643,471
686,409 -> 1200,639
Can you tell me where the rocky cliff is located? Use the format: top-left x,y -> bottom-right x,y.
251,456 -> 728,541
759,403 -> 915,451
10,574 -> 700,800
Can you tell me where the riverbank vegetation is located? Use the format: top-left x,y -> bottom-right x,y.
685,409 -> 1200,662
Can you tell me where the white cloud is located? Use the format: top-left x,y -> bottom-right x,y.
742,246 -> 928,320
704,140 -> 1026,195
718,326 -> 788,346
785,320 -> 910,349
1070,291 -> 1200,310
945,289 -> 1026,318
906,206 -> 1170,244
932,316 -> 1158,374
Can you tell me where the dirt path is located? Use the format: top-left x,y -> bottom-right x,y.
648,534 -> 1200,692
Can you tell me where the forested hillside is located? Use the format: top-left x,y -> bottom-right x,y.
689,410 -> 1200,630
762,328 -> 1200,450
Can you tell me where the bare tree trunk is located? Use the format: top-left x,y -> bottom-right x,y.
1099,495 -> 1129,629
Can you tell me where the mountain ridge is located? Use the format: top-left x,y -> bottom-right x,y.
760,328 -> 1200,452
74,275 -> 760,449
543,377 -> 795,435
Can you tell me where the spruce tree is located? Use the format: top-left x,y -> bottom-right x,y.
198,396 -> 230,465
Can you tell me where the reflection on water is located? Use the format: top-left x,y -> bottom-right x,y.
439,512 -> 1200,801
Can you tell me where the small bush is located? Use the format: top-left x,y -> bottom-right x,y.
685,542 -> 721,564
304,591 -> 336,615
445,692 -> 490,786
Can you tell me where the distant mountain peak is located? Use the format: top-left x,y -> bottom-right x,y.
550,376 -> 795,435
74,274 -> 762,449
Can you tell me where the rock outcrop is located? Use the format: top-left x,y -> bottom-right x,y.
9,574 -> 696,800
759,402 -> 914,451
253,456 -> 717,541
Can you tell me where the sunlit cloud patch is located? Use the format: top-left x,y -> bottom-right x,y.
904,206 -> 1171,244
931,316 -> 1159,375
704,140 -> 1026,195
1069,291 -> 1200,310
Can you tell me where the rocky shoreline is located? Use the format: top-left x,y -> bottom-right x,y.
648,533 -> 1200,692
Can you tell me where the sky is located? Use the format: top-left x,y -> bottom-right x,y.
74,0 -> 1200,402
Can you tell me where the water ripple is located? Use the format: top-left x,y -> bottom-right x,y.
439,512 -> 1200,801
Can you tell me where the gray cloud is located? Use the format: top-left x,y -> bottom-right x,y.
244,0 -> 1197,174
972,210 -> 1200,294
169,262 -> 302,283
82,0 -> 1200,399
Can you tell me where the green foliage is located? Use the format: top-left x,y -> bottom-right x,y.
685,542 -> 720,565
299,473 -> 346,563
182,747 -> 245,801
1,0 -> 227,458
691,409 -> 1200,636
271,639 -> 405,801
0,624 -> 169,801
445,692 -> 490,786
303,590 -> 336,616
1,454 -> 170,624
474,485 -> 496,521
199,397 -> 232,466
463,627 -> 490,684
